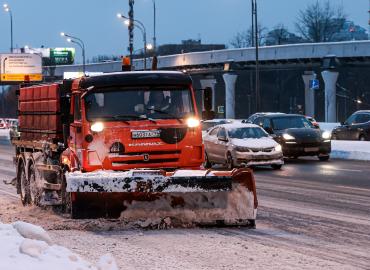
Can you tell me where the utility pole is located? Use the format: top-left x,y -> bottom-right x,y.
252,0 -> 260,111
128,0 -> 135,68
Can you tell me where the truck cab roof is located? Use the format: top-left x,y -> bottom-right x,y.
79,71 -> 192,89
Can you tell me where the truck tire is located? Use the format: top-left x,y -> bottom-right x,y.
28,162 -> 41,206
18,160 -> 30,206
61,174 -> 71,214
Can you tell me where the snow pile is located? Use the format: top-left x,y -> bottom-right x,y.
0,128 -> 10,140
318,122 -> 340,133
0,221 -> 118,270
331,140 -> 370,161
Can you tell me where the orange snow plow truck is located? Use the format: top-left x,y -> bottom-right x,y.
13,71 -> 258,226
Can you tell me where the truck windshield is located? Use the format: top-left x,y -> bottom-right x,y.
84,87 -> 195,121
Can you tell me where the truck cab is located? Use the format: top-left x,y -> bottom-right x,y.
62,71 -> 204,172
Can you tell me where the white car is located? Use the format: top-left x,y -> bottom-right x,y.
203,123 -> 284,169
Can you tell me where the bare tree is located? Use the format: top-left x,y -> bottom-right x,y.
265,24 -> 305,45
295,1 -> 347,42
230,24 -> 267,48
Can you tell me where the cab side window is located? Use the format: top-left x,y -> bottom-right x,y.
217,128 -> 226,138
74,95 -> 81,121
254,117 -> 263,127
354,114 -> 370,124
345,114 -> 357,125
209,127 -> 219,136
263,118 -> 271,129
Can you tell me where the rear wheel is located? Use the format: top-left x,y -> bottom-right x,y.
318,155 -> 330,161
18,160 -> 30,205
226,152 -> 234,170
271,164 -> 282,170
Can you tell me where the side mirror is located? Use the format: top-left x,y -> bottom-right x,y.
218,135 -> 228,142
270,134 -> 277,138
340,121 -> 345,126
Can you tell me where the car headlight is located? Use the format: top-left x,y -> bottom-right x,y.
235,146 -> 250,152
274,144 -> 282,152
187,117 -> 200,128
322,131 -> 331,140
283,133 -> 295,140
91,122 -> 104,132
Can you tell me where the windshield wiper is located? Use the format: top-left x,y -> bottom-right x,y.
114,114 -> 158,124
145,107 -> 183,124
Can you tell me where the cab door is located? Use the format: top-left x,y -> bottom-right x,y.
69,94 -> 83,162
214,128 -> 229,163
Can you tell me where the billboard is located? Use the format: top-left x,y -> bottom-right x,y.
0,53 -> 43,83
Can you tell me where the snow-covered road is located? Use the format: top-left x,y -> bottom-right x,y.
1,139 -> 370,269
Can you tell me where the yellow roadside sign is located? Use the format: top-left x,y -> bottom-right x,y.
1,74 -> 43,82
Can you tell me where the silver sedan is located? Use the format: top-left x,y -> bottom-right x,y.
203,123 -> 284,169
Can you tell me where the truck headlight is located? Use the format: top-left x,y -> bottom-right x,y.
322,131 -> 331,140
187,117 -> 200,128
283,133 -> 295,140
91,122 -> 104,132
274,144 -> 282,152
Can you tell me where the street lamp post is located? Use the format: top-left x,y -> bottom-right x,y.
152,0 -> 157,51
117,13 -> 149,70
60,32 -> 86,74
251,0 -> 260,112
3,3 -> 13,52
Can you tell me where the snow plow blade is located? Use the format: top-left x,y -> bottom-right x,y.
66,169 -> 258,227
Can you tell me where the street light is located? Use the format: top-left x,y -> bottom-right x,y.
117,13 -> 149,70
251,0 -> 260,112
151,0 -> 157,51
60,32 -> 86,74
3,3 -> 13,52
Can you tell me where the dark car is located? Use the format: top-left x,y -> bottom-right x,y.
251,113 -> 331,161
332,111 -> 370,141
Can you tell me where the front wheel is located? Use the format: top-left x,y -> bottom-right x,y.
18,160 -> 30,206
318,155 -> 330,161
28,162 -> 41,206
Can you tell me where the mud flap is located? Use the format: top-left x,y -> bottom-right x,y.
67,169 -> 258,226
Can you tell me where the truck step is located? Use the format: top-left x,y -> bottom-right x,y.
43,182 -> 61,191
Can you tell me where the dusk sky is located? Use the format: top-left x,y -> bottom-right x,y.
0,0 -> 368,62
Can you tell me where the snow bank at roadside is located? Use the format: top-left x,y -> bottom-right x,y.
318,122 -> 340,132
331,140 -> 370,161
0,221 -> 118,270
0,128 -> 10,139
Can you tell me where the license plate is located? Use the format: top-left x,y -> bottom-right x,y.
132,130 -> 161,139
304,147 -> 319,152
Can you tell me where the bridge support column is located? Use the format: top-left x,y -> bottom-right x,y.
302,73 -> 316,117
223,73 -> 238,119
321,70 -> 339,122
200,78 -> 217,111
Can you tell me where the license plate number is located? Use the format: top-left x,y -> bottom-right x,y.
132,130 -> 161,139
304,147 -> 319,152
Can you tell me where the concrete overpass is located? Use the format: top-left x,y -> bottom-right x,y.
43,40 -> 370,122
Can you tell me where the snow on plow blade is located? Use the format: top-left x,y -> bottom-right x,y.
66,169 -> 258,226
